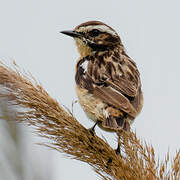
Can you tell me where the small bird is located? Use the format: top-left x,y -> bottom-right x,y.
61,21 -> 143,136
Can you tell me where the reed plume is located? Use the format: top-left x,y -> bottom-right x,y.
0,61 -> 179,180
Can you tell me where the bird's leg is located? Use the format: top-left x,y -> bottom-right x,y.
115,121 -> 130,155
88,121 -> 99,136
107,136 -> 121,166
115,129 -> 123,155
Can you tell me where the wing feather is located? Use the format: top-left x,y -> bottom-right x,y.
76,50 -> 142,118
93,86 -> 137,117
106,78 -> 137,97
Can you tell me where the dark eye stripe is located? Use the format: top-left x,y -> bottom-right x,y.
89,29 -> 101,37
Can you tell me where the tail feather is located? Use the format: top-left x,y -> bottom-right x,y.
102,115 -> 125,130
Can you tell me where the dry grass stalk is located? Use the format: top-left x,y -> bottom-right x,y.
0,61 -> 179,180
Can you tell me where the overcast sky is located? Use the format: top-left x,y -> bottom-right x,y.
0,0 -> 180,179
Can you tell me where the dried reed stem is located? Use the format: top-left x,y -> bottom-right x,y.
0,61 -> 179,180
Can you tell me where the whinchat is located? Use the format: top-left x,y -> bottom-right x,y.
61,21 -> 143,134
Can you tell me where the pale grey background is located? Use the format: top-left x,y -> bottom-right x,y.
0,0 -> 179,179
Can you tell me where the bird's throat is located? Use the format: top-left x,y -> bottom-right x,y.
75,38 -> 93,58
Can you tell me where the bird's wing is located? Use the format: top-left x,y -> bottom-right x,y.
76,52 -> 142,117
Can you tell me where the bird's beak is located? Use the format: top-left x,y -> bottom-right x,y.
60,30 -> 81,38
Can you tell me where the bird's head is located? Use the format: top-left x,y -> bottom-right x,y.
61,21 -> 122,57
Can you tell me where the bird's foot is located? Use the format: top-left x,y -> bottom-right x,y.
88,128 -> 95,136
88,121 -> 99,136
115,143 -> 121,155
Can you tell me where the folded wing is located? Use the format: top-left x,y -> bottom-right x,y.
76,52 -> 142,118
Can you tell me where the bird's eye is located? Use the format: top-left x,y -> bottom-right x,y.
89,29 -> 101,37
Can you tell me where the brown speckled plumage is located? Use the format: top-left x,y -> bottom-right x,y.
62,21 -> 143,131
75,46 -> 143,131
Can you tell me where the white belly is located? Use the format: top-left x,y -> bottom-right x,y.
75,86 -> 105,123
